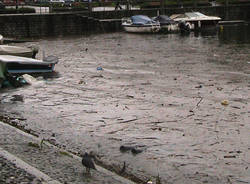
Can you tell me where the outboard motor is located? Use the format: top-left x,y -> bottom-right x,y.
178,20 -> 191,34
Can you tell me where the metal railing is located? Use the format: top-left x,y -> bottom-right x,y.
2,0 -> 248,14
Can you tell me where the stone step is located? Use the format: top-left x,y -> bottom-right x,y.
0,121 -> 136,184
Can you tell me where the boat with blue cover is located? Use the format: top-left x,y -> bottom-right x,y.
122,15 -> 161,33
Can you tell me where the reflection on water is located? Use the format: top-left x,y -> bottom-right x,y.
187,24 -> 250,44
164,24 -> 250,73
178,24 -> 250,72
218,24 -> 250,44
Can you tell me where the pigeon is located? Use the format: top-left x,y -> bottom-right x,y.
81,152 -> 96,174
131,148 -> 143,155
119,145 -> 134,153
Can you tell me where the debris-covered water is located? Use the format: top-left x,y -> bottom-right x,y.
1,25 -> 250,183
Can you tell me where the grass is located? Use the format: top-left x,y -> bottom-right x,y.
28,142 -> 40,148
59,151 -> 73,158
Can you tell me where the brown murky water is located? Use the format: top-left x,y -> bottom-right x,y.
1,25 -> 250,183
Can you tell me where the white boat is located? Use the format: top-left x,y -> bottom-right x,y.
122,15 -> 161,33
170,12 -> 221,30
0,55 -> 58,74
0,45 -> 38,58
0,35 -> 3,44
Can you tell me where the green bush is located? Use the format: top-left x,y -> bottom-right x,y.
0,7 -> 35,14
18,7 -> 36,13
0,8 -> 16,14
52,2 -> 87,12
72,2 -> 87,9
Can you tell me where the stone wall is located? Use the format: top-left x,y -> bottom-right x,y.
0,13 -> 91,38
0,5 -> 249,38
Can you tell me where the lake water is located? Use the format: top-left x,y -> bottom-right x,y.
1,24 -> 250,184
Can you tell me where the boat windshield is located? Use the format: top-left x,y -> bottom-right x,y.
131,15 -> 155,24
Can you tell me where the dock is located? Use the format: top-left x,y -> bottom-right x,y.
218,20 -> 247,25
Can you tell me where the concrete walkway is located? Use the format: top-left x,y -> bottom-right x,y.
7,5 -> 139,14
92,5 -> 139,11
0,121 -> 136,184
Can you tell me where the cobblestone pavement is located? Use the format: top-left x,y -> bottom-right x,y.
0,156 -> 43,184
0,121 -> 136,184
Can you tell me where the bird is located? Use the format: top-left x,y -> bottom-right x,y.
131,148 -> 143,155
81,152 -> 96,175
119,145 -> 134,153
11,94 -> 24,102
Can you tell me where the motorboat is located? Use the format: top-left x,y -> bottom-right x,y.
152,15 -> 179,33
0,45 -> 38,58
170,12 -> 221,30
122,15 -> 161,33
0,55 -> 58,74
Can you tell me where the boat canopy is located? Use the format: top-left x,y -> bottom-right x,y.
171,12 -> 221,21
153,15 -> 175,25
131,15 -> 155,24
185,12 -> 206,18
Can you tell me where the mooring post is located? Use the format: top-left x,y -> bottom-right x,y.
88,0 -> 92,13
15,0 -> 18,9
225,0 -> 229,20
160,0 -> 164,14
193,0 -> 197,8
126,0 -> 130,10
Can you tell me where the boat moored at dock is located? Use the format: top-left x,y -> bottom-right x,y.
122,15 -> 161,33
152,15 -> 180,33
170,12 -> 221,30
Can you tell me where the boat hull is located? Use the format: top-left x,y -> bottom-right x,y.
160,24 -> 180,33
0,55 -> 58,74
123,24 -> 160,33
186,20 -> 220,30
0,45 -> 38,58
171,12 -> 221,30
6,62 -> 56,74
